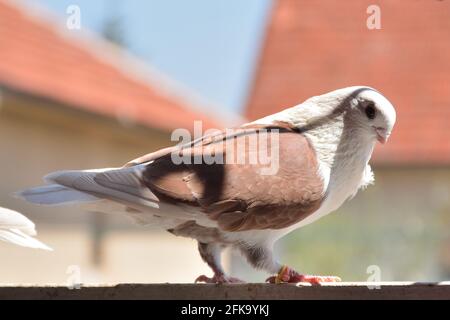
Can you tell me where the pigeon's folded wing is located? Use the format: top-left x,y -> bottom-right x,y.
140,124 -> 326,232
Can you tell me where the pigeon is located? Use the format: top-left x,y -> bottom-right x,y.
0,207 -> 52,250
17,86 -> 396,284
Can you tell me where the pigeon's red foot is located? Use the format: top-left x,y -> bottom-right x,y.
266,265 -> 341,285
195,274 -> 245,284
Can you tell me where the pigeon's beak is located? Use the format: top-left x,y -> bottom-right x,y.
373,126 -> 389,144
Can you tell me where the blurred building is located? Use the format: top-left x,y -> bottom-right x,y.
0,0 -> 220,284
236,0 -> 450,281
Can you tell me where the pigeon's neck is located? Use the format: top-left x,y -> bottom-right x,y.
251,100 -> 376,191
304,116 -> 374,166
302,117 -> 344,169
308,122 -> 376,212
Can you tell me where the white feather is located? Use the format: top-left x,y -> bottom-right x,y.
16,184 -> 98,205
0,207 -> 52,250
19,166 -> 159,210
18,165 -> 217,229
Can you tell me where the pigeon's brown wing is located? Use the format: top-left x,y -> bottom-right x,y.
123,121 -> 295,167
124,130 -> 227,167
124,146 -> 178,167
141,124 -> 325,232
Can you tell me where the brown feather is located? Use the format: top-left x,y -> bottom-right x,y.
134,123 -> 325,232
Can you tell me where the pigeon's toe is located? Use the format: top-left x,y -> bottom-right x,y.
266,265 -> 341,285
195,274 -> 245,284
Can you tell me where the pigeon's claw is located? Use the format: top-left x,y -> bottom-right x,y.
195,274 -> 245,284
266,265 -> 341,285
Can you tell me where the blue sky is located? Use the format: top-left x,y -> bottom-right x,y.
28,0 -> 272,114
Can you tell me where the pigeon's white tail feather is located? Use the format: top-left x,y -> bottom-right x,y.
0,228 -> 52,250
17,166 -> 205,228
17,184 -> 99,205
19,166 -> 160,212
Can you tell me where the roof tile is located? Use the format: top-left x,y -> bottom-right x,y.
0,0 -> 218,132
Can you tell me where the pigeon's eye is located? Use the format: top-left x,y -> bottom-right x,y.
365,103 -> 376,120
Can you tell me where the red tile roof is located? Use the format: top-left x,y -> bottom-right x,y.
246,0 -> 450,166
0,0 -> 218,131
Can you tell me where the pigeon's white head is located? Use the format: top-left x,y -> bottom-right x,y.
253,86 -> 396,148
341,86 -> 396,144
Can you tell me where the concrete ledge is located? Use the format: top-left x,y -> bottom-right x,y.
0,282 -> 449,300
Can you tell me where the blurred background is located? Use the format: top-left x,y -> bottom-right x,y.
0,0 -> 449,284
